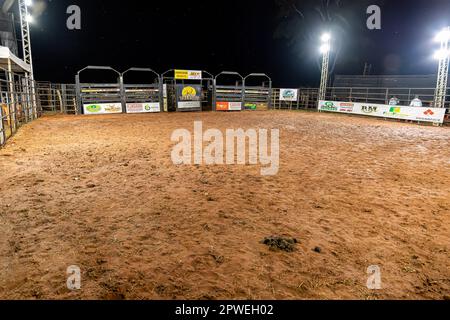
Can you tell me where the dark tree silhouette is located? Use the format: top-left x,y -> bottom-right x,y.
273,0 -> 381,75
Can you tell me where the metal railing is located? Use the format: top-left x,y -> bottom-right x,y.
36,82 -> 77,114
272,87 -> 450,111
272,88 -> 319,110
0,67 -> 39,147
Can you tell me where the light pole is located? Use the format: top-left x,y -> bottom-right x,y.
18,0 -> 33,76
18,0 -> 37,119
433,26 -> 450,109
319,33 -> 331,101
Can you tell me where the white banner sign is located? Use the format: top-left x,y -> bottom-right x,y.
229,102 -> 243,111
83,103 -> 122,115
280,89 -> 299,102
126,102 -> 161,114
318,101 -> 446,124
178,101 -> 201,109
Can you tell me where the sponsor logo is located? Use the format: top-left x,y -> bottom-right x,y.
216,102 -> 229,111
126,103 -> 160,113
86,105 -> 101,113
383,107 -> 409,117
424,109 -> 435,116
189,71 -> 202,79
245,103 -> 257,110
84,103 -> 122,114
339,103 -> 354,112
182,86 -> 197,98
361,106 -> 378,113
321,102 -> 338,111
104,105 -> 122,113
282,90 -> 296,99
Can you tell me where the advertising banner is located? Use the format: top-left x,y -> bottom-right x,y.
175,70 -> 202,80
177,84 -> 202,109
126,102 -> 161,114
280,89 -> 299,102
318,101 -> 446,124
216,102 -> 242,111
83,103 -> 123,115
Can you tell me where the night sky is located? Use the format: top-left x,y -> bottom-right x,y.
24,0 -> 450,86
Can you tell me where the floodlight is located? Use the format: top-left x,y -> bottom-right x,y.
435,28 -> 450,43
321,33 -> 331,42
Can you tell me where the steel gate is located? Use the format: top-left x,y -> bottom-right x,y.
122,68 -> 162,114
76,66 -> 123,115
243,73 -> 273,111
213,71 -> 244,112
162,69 -> 214,112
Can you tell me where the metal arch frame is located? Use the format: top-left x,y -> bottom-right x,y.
75,66 -> 123,114
213,71 -> 245,111
161,69 -> 215,112
122,67 -> 159,79
243,73 -> 273,110
121,67 -> 163,113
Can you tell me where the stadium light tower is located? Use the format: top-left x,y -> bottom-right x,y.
319,33 -> 331,101
433,26 -> 450,109
18,0 -> 38,120
18,0 -> 34,77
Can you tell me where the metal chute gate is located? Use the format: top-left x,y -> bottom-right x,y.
243,73 -> 273,111
75,66 -> 123,115
122,68 -> 162,114
213,71 -> 244,112
162,69 -> 214,112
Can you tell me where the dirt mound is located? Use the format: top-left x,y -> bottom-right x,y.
262,236 -> 298,252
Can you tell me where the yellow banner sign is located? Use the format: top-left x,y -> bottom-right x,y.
175,69 -> 202,80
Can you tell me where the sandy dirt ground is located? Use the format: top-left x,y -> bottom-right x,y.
0,111 -> 449,300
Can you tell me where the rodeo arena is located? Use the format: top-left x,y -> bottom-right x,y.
0,1 -> 449,301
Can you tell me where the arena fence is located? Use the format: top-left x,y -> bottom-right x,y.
36,82 -> 77,114
73,67 -> 274,114
272,87 -> 450,123
272,88 -> 319,110
0,67 -> 39,147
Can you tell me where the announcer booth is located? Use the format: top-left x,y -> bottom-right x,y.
243,73 -> 273,111
213,71 -> 245,112
162,69 -> 214,112
75,66 -> 123,115
121,68 -> 162,114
